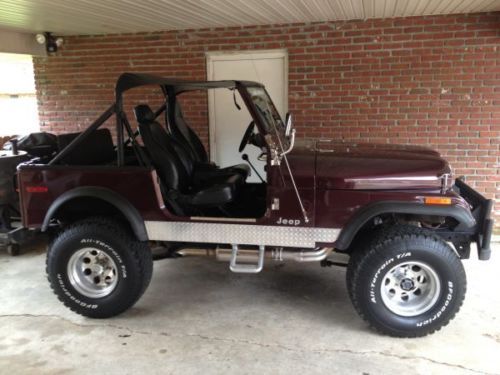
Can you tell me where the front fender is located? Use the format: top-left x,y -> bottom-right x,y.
334,201 -> 476,250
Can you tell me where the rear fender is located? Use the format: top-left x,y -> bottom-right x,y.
41,186 -> 148,241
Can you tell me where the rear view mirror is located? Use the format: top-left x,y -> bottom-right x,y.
285,113 -> 292,137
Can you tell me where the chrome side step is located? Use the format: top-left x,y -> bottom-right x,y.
229,244 -> 265,273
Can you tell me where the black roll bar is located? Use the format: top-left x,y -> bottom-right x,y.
48,73 -> 263,168
121,112 -> 150,167
116,96 -> 124,166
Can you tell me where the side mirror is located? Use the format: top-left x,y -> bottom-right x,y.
285,112 -> 293,137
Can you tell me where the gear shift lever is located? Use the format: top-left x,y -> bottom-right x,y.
242,154 -> 264,183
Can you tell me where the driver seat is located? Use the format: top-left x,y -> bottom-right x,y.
169,101 -> 250,177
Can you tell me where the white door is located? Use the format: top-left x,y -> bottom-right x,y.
207,50 -> 288,182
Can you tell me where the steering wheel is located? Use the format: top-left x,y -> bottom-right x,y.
239,121 -> 255,152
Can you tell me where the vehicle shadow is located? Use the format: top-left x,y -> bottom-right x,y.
126,257 -> 363,331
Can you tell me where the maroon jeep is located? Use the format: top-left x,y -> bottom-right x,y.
17,73 -> 493,337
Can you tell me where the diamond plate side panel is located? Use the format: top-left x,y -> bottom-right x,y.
145,221 -> 340,248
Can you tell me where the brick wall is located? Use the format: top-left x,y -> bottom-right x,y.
33,12 -> 500,225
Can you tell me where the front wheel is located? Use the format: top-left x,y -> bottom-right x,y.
46,217 -> 153,318
347,225 -> 466,337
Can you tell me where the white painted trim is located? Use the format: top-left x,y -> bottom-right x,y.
206,49 -> 288,162
0,30 -> 46,56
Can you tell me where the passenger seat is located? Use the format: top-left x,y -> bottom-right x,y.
134,106 -> 243,216
134,104 -> 248,187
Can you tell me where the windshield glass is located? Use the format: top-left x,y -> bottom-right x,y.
247,87 -> 283,133
246,86 -> 289,150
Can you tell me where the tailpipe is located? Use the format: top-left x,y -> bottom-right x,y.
177,246 -> 333,263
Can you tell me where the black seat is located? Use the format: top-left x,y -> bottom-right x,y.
135,104 -> 248,186
169,101 -> 250,177
171,101 -> 209,163
56,129 -> 115,165
134,106 -> 242,215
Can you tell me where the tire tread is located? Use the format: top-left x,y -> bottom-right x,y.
347,224 -> 466,337
46,217 -> 153,318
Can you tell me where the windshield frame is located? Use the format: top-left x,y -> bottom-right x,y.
238,83 -> 289,154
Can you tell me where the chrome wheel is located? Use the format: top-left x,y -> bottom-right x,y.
67,248 -> 118,298
380,261 -> 441,317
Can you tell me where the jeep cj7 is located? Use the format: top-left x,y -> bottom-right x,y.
16,73 -> 493,337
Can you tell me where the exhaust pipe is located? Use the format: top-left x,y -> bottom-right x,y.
177,247 -> 333,263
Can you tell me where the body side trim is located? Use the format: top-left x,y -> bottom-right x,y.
145,221 -> 340,248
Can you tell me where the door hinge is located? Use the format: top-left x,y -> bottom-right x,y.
271,198 -> 280,210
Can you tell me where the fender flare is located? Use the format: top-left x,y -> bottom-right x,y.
41,186 -> 148,241
334,201 -> 476,250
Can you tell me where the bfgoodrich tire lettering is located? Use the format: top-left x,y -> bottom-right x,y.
347,225 -> 466,337
46,217 -> 153,318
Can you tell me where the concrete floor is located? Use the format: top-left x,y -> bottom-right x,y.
1,241 -> 499,375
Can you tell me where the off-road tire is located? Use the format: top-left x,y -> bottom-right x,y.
347,225 -> 466,337
346,225 -> 418,300
46,217 -> 153,318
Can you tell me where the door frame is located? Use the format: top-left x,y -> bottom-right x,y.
206,49 -> 288,162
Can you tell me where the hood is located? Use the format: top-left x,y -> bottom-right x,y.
287,140 -> 451,190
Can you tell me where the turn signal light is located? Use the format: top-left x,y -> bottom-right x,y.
424,197 -> 452,205
26,186 -> 49,193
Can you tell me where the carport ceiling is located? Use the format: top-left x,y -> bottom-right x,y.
1,0 -> 499,35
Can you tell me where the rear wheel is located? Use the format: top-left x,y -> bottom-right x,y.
347,225 -> 466,337
46,217 -> 153,318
